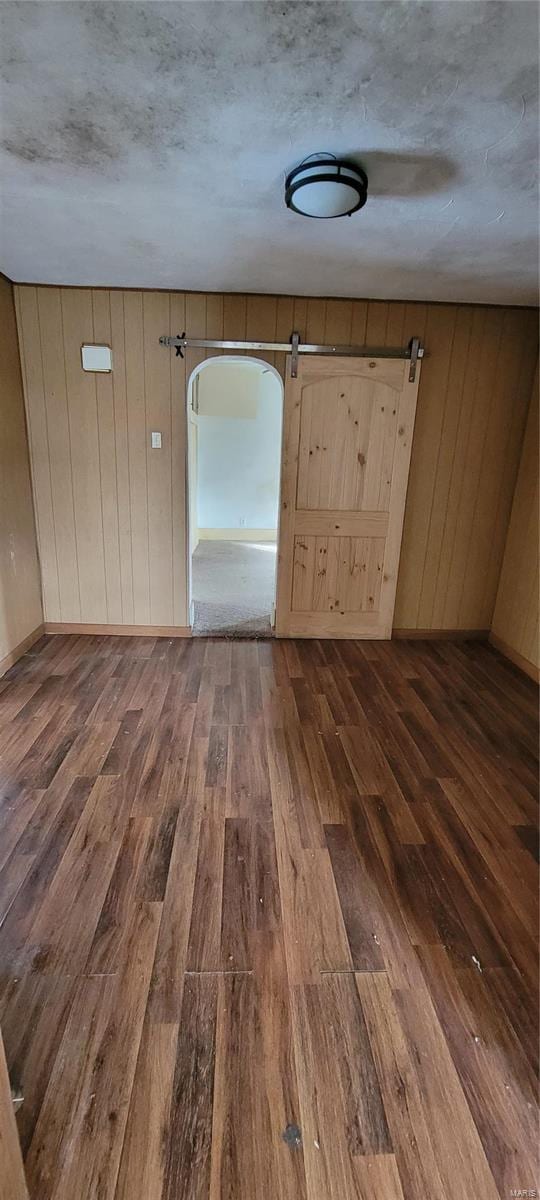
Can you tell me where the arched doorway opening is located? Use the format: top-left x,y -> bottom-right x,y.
186,356 -> 283,636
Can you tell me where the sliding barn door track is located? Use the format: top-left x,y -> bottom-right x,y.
159,332 -> 425,381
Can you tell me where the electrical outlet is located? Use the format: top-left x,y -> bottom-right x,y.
151,432 -> 162,449
239,517 -> 246,527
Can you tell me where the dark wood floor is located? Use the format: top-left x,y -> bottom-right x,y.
0,633 -> 537,1200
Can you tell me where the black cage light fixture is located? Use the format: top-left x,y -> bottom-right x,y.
285,153 -> 368,219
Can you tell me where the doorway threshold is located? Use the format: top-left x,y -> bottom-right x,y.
191,600 -> 274,639
191,540 -> 277,638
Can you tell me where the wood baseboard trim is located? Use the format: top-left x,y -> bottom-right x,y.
44,622 -> 192,638
392,628 -> 489,641
0,623 -> 45,678
198,528 -> 277,542
488,632 -> 539,683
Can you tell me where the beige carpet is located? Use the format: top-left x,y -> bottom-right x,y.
192,540 -> 276,636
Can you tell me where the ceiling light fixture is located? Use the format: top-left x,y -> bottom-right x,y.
285,154 -> 368,219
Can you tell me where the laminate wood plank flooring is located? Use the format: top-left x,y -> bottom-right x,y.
0,633 -> 537,1200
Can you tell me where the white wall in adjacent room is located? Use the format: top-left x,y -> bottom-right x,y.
195,360 -> 282,534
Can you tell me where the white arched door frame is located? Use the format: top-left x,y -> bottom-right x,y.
185,356 -> 284,630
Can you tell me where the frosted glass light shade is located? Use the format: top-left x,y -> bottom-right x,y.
285,158 -> 368,219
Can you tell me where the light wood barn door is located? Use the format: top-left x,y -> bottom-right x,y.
275,355 -> 421,638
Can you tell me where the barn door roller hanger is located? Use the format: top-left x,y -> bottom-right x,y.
159,332 -> 424,381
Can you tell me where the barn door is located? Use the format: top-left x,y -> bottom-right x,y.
275,354 -> 421,639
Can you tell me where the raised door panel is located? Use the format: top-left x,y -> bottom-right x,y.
292,536 -> 385,614
296,373 -> 399,512
276,355 -> 420,639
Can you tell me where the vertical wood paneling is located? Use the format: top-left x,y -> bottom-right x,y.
92,291 -> 123,624
394,302 -> 537,632
384,302 -> 406,348
205,292 -> 223,341
36,288 -> 81,621
292,296 -> 308,341
459,309 -> 523,624
124,291 -> 150,623
275,295 -> 295,379
492,363 -> 539,671
0,277 -> 43,667
305,298 -> 326,343
393,305 -> 457,628
222,293 -> 246,354
15,285 -> 60,623
170,291 -> 187,626
324,299 -> 353,344
439,307 -> 493,628
351,299 -> 369,344
143,293 -> 174,625
455,310 -> 508,625
109,290 -> 134,624
14,287 -> 539,633
430,307 -> 482,627
479,317 -> 538,620
246,294 -> 277,367
417,307 -> 472,628
184,292 -> 207,371
61,288 -> 108,622
364,300 -> 389,345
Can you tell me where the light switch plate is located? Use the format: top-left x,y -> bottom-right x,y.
151,431 -> 162,448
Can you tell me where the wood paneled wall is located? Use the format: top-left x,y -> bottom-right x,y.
491,363 -> 539,677
14,286 -> 538,632
0,276 -> 43,671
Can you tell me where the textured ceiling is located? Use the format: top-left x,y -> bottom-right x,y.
0,1 -> 538,304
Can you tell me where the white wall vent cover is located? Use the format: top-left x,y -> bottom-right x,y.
81,344 -> 112,372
